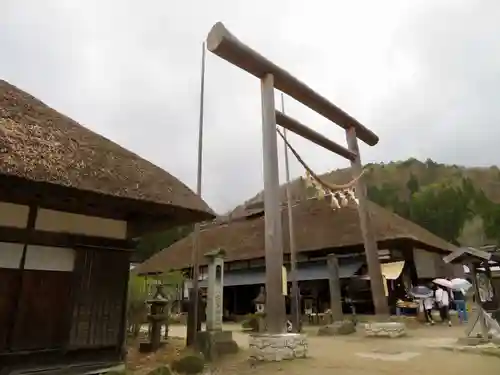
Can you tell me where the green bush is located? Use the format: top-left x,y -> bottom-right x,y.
241,313 -> 264,332
171,353 -> 205,374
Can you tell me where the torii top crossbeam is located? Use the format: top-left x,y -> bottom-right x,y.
206,22 -> 379,146
206,22 -> 388,329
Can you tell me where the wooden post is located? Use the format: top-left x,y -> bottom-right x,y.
327,254 -> 343,322
345,127 -> 389,317
261,73 -> 286,333
483,262 -> 499,308
470,263 -> 489,339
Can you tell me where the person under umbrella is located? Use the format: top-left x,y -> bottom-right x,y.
409,286 -> 435,325
450,278 -> 472,323
452,288 -> 468,323
435,285 -> 452,326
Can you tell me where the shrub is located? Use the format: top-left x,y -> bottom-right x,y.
171,353 -> 205,374
241,313 -> 264,332
146,366 -> 172,375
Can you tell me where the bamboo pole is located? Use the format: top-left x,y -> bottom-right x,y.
188,42 -> 206,346
280,94 -> 300,332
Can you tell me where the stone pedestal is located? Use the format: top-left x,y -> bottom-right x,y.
364,322 -> 407,338
197,330 -> 239,361
249,333 -> 308,361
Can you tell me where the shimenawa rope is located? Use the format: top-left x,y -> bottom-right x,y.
275,127 -> 365,191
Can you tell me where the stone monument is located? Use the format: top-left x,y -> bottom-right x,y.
197,248 -> 238,361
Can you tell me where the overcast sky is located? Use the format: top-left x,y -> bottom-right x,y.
2,0 -> 499,213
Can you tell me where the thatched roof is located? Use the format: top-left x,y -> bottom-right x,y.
0,80 -> 214,218
137,198 -> 456,274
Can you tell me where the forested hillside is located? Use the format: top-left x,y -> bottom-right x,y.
363,158 -> 500,246
135,158 -> 500,262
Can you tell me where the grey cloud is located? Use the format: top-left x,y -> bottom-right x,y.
1,1 -> 500,213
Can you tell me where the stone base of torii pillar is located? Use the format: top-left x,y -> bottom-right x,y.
248,288 -> 308,361
249,332 -> 308,362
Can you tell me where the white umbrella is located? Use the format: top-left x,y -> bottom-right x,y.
450,278 -> 472,292
433,278 -> 452,289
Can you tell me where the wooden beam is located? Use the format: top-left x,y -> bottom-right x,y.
0,226 -> 135,250
443,247 -> 491,264
206,22 -> 379,146
345,127 -> 389,316
6,205 -> 38,349
261,73 -> 286,333
0,347 -> 122,370
275,111 -> 357,161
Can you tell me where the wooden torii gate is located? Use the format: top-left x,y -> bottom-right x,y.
206,22 -> 389,333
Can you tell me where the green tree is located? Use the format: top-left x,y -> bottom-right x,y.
367,183 -> 410,218
127,270 -> 186,340
127,273 -> 149,338
425,158 -> 437,168
479,203 -> 500,244
136,225 -> 193,261
408,183 -> 472,244
406,173 -> 420,196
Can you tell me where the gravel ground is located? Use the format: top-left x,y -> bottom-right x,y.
180,324 -> 500,375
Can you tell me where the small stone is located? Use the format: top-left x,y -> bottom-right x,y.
364,322 -> 407,338
318,320 -> 356,336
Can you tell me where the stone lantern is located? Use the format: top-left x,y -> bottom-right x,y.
254,286 -> 266,314
140,284 -> 168,352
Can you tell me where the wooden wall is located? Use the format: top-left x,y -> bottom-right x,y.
0,244 -> 75,351
0,203 -> 131,354
0,268 -> 19,351
69,247 -> 129,349
10,269 -> 73,350
0,244 -> 130,353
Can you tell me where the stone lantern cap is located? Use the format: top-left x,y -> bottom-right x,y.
253,286 -> 266,304
204,247 -> 226,259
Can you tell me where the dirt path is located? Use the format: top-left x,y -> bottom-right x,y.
207,325 -> 499,375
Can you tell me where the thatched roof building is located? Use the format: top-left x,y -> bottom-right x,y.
137,198 -> 456,274
0,80 -> 215,374
0,80 -> 214,226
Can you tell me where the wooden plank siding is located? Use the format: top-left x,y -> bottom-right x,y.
10,270 -> 73,350
0,244 -> 130,355
69,248 -> 129,349
0,268 -> 20,351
